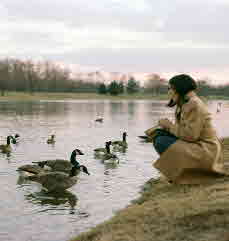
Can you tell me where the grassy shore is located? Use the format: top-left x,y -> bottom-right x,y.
70,138 -> 229,241
0,91 -> 228,101
0,91 -> 168,101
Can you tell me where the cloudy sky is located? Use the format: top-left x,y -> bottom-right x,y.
0,0 -> 229,83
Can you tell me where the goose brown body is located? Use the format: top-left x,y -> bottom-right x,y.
94,141 -> 112,156
17,164 -> 45,175
47,135 -> 55,144
33,149 -> 85,173
27,171 -> 79,192
0,136 -> 15,153
112,132 -> 128,150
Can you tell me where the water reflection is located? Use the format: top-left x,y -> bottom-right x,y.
25,190 -> 78,214
104,162 -> 119,170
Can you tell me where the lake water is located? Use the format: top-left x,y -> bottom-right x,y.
0,99 -> 228,241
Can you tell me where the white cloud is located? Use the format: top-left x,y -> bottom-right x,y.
0,0 -> 229,82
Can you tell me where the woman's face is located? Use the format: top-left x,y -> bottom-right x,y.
167,85 -> 179,107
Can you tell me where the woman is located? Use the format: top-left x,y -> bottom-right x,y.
152,74 -> 225,184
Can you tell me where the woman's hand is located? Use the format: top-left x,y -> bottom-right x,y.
158,118 -> 172,131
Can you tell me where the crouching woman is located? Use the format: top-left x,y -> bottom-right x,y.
153,74 -> 225,184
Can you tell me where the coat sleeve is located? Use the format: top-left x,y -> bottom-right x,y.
168,122 -> 178,136
177,103 -> 203,142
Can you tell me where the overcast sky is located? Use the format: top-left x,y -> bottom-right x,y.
1,0 -> 229,83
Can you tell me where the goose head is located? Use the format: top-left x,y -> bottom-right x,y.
7,135 -> 14,145
105,141 -> 112,147
38,161 -> 47,168
105,141 -> 112,153
72,149 -> 84,156
79,165 -> 90,175
69,165 -> 90,176
70,149 -> 84,165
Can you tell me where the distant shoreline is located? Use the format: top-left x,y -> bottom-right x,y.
0,92 -> 167,101
0,91 -> 228,101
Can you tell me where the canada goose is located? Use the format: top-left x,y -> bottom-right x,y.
95,117 -> 103,123
33,149 -> 85,173
26,165 -> 90,192
0,135 -> 15,153
111,132 -> 128,149
47,135 -> 55,144
94,141 -> 112,155
100,142 -> 119,164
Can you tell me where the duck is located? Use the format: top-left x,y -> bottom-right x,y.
0,135 -> 15,154
32,149 -> 86,173
26,165 -> 90,192
111,132 -> 128,149
47,135 -> 55,144
94,141 -> 112,155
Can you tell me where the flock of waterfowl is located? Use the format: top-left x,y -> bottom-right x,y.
0,127 -> 129,193
93,132 -> 128,163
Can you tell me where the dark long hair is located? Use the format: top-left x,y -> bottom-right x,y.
169,74 -> 197,97
169,74 -> 197,121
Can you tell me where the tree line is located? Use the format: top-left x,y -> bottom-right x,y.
0,58 -> 99,95
0,58 -> 229,97
98,75 -> 168,95
0,58 -> 168,96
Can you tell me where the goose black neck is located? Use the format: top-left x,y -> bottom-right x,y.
123,134 -> 126,142
70,153 -> 80,167
7,136 -> 11,145
105,144 -> 111,154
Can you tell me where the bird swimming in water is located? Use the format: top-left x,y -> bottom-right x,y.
111,132 -> 128,149
32,149 -> 87,173
94,141 -> 112,156
26,165 -> 90,192
0,135 -> 15,154
47,135 -> 55,144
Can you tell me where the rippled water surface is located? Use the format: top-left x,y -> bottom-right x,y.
0,99 -> 228,241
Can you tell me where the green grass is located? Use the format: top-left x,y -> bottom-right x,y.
70,137 -> 229,241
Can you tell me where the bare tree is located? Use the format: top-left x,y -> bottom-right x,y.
0,59 -> 11,96
144,74 -> 167,95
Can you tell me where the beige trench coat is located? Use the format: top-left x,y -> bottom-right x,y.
153,93 -> 225,184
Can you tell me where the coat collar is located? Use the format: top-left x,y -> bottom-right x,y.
185,91 -> 196,100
